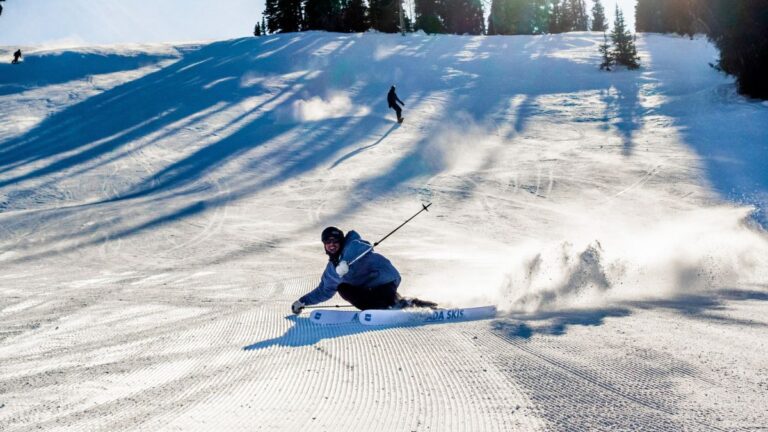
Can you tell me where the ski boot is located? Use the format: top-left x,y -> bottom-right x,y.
391,297 -> 438,310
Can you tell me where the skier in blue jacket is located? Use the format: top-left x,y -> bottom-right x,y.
291,227 -> 436,314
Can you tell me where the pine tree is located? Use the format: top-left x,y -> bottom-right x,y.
488,0 -> 540,35
700,0 -> 768,99
558,0 -> 574,31
254,23 -> 262,36
264,0 -> 303,33
636,0 -> 694,34
340,0 -> 370,32
415,0 -> 445,34
530,0 -> 550,34
599,31 -> 613,70
635,0 -> 662,32
661,0 -> 695,36
305,0 -> 344,31
549,0 -> 564,33
444,0 -> 485,34
571,0 -> 588,31
369,0 -> 401,33
611,5 -> 640,69
558,0 -> 586,31
591,0 -> 607,32
262,18 -> 269,35
264,0 -> 279,33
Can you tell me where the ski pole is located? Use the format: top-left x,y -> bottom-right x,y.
374,202 -> 432,247
348,202 -> 432,266
304,304 -> 356,309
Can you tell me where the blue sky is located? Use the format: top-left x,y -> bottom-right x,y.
0,0 -> 636,47
0,0 -> 263,46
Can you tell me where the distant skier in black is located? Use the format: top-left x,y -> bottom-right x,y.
387,85 -> 404,123
11,49 -> 21,64
291,227 -> 437,314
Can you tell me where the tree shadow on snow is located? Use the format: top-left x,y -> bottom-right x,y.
0,34 -> 386,261
0,33 -> 650,263
0,50 -> 180,96
322,33 -> 644,222
601,75 -> 645,156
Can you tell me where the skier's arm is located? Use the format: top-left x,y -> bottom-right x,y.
396,95 -> 404,105
299,263 -> 340,305
340,230 -> 372,265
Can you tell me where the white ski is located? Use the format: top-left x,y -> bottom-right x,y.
308,309 -> 360,325
358,305 -> 497,326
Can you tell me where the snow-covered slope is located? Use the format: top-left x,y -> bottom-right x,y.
1,32 -> 767,431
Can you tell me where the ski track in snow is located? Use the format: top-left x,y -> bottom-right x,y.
1,32 -> 767,430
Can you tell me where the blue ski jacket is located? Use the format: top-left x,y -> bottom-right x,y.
299,230 -> 401,305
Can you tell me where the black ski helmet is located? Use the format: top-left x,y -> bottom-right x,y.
321,226 -> 344,243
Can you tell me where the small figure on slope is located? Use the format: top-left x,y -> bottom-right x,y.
291,227 -> 437,314
11,49 -> 22,65
387,85 -> 404,124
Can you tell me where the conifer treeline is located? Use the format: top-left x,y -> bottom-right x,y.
635,0 -> 696,35
487,0 -> 584,35
258,0 -> 766,99
262,0 -> 601,36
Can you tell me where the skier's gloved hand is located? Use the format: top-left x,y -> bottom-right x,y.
291,300 -> 305,315
335,260 -> 349,277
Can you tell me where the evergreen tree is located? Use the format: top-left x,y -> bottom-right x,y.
567,0 -> 588,31
661,0 -> 695,36
264,0 -> 303,33
264,0 -> 279,33
700,0 -> 768,99
549,0 -> 564,33
369,0 -> 402,32
555,0 -> 587,32
598,31 -> 613,70
635,0 -> 663,32
305,0 -> 343,31
488,0 -> 542,35
262,18 -> 269,35
444,0 -> 485,34
254,23 -> 262,36
636,0 -> 694,35
414,0 -> 445,34
530,0 -> 551,34
591,0 -> 607,32
611,5 -> 640,69
340,0 -> 370,32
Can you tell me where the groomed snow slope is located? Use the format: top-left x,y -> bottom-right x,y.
1,32 -> 767,431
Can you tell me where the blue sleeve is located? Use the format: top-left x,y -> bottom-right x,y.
340,230 -> 373,264
299,263 -> 340,305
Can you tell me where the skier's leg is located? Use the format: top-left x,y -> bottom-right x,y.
394,105 -> 402,122
366,281 -> 400,309
337,283 -> 368,310
338,281 -> 399,310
